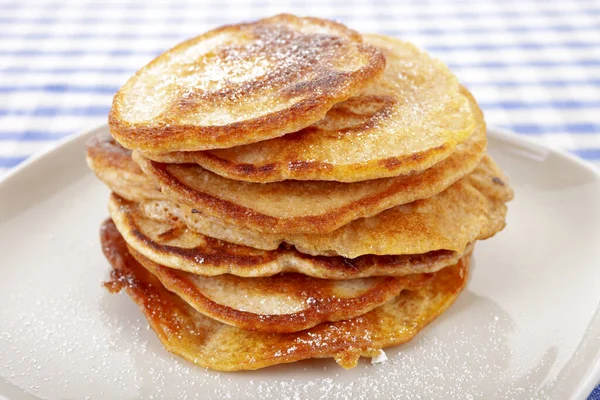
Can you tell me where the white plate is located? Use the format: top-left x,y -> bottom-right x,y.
0,126 -> 599,400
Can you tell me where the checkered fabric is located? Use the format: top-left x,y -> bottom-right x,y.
0,0 -> 599,397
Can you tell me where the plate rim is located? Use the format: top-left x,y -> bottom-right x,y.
0,124 -> 599,399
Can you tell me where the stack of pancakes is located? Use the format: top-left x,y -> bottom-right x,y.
87,15 -> 513,371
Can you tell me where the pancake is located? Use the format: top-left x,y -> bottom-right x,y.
109,14 -> 386,154
145,37 -> 477,183
109,193 -> 471,279
96,134 -> 510,257
290,155 -> 513,257
85,135 -> 163,202
128,243 -> 435,333
132,93 -> 486,235
138,155 -> 512,258
101,219 -> 469,370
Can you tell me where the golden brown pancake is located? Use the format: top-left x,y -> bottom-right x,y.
93,128 -> 509,257
289,155 -> 513,257
136,155 -> 512,258
109,14 -> 386,153
129,245 -> 435,333
101,219 -> 469,370
91,86 -> 485,236
131,93 -> 486,235
85,135 -> 163,202
145,37 -> 476,183
109,193 -> 471,279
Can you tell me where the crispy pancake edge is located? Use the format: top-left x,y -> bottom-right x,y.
109,192 -> 471,278
129,243 -> 435,333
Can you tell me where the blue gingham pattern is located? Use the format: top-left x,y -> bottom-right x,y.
0,1 -> 599,397
1,0 -> 600,176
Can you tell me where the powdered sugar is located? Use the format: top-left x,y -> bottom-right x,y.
118,15 -> 377,131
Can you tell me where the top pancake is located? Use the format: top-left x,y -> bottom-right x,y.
144,35 -> 476,182
109,14 -> 386,154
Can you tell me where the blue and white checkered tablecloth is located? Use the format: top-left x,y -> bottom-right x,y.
0,0 -> 599,398
1,0 -> 600,176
